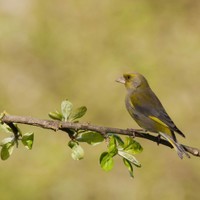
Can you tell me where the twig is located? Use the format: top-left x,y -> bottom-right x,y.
1,115 -> 199,157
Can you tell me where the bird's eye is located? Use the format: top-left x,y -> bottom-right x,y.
126,75 -> 131,80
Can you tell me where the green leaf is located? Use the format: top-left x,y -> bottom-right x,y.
61,100 -> 73,121
68,141 -> 84,160
21,132 -> 34,150
107,135 -> 118,156
118,150 -> 141,167
76,131 -> 104,145
68,140 -> 76,148
124,137 -> 143,154
69,106 -> 87,121
0,123 -> 13,134
48,111 -> 63,120
0,138 -> 15,160
123,158 -> 134,178
113,134 -> 124,146
99,152 -> 114,172
1,137 -> 14,146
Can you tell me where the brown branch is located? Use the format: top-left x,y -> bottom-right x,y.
1,115 -> 199,157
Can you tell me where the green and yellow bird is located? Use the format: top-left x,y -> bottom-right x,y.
116,72 -> 189,159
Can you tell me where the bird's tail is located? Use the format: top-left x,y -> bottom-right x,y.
159,132 -> 190,159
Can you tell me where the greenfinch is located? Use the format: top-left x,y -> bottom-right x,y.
116,72 -> 189,159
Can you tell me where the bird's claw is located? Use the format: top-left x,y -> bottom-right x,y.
127,128 -> 136,138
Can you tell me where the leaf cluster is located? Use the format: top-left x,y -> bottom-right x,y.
0,123 -> 34,160
49,100 -> 143,177
49,100 -> 102,160
100,135 -> 143,177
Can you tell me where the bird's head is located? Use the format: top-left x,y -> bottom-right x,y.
116,72 -> 149,90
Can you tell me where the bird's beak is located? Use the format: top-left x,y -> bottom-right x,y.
115,76 -> 125,84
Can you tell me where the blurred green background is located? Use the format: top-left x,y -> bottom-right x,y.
0,0 -> 200,199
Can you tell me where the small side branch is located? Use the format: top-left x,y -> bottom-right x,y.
1,115 -> 199,157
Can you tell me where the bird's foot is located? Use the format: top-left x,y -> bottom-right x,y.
127,128 -> 146,138
126,128 -> 137,137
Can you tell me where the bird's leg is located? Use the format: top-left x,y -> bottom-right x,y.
127,128 -> 135,137
126,128 -> 141,138
127,128 -> 146,138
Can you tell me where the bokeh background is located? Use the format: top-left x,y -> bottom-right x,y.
0,0 -> 200,199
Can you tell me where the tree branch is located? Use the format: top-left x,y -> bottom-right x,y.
1,115 -> 199,157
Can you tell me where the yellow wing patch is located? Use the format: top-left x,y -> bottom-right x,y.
149,116 -> 169,128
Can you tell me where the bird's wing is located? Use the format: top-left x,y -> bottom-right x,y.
131,89 -> 185,137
